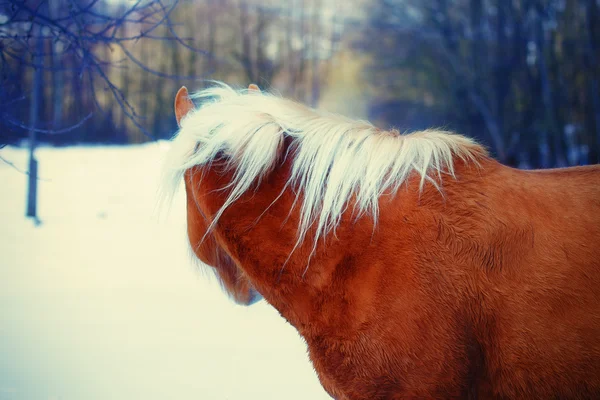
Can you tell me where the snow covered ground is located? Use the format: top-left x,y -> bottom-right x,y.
0,144 -> 331,400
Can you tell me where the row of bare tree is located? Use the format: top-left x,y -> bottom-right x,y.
6,0 -> 596,170
363,0 -> 600,168
0,0 -> 343,146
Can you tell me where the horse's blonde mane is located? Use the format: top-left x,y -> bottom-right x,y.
160,82 -> 486,251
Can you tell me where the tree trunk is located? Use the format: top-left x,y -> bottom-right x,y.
535,6 -> 565,166
586,0 -> 600,163
27,26 -> 44,222
49,1 -> 64,128
310,0 -> 321,107
239,0 -> 255,83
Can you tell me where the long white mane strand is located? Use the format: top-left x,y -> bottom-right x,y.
160,83 -> 486,253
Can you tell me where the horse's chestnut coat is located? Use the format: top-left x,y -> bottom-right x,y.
169,85 -> 600,399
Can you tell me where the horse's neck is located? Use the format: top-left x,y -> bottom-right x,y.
212,157 -> 495,331
214,157 -> 600,335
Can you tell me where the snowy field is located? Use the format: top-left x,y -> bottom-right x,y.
0,144 -> 330,400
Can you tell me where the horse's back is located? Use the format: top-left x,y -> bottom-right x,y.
515,163 -> 600,273
522,163 -> 600,270
475,162 -> 600,398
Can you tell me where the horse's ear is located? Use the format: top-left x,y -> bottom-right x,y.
248,83 -> 260,92
175,86 -> 195,127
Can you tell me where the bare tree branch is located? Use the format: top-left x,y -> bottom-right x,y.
0,0 -> 207,142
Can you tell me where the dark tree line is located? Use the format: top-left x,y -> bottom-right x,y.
363,0 -> 600,168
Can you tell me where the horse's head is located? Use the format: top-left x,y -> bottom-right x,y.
174,86 -> 262,306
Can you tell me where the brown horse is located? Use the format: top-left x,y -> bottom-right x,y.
161,83 -> 600,399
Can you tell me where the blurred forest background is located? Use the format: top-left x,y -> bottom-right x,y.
1,0 -> 600,168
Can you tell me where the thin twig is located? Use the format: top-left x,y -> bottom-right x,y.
0,153 -> 51,181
